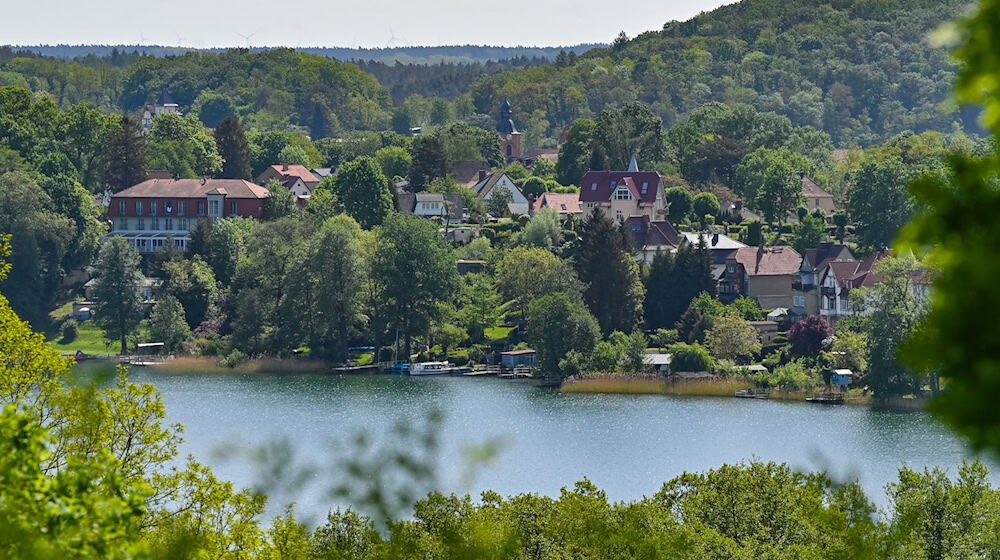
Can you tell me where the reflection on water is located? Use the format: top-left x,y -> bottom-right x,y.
87,364 -> 996,517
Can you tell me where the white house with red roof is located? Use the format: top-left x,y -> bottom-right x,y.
108,178 -> 269,254
578,156 -> 665,223
256,164 -> 321,196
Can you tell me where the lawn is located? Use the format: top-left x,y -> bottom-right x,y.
485,326 -> 515,341
45,300 -> 115,356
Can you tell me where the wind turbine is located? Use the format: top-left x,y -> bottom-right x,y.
235,28 -> 261,49
174,31 -> 185,47
388,26 -> 406,47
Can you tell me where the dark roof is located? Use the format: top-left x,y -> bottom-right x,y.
451,160 -> 491,186
804,243 -> 854,270
395,192 -> 464,220
114,179 -> 269,199
627,216 -> 680,251
497,98 -> 517,134
579,171 -> 661,205
731,246 -> 802,276
155,86 -> 176,106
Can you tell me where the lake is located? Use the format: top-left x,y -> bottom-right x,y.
123,369 -> 992,520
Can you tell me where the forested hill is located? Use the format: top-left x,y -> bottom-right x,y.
6,44 -> 603,64
461,0 -> 972,146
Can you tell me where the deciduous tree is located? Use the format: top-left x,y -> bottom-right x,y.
91,236 -> 144,354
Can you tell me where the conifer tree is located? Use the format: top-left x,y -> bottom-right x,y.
575,209 -> 644,334
214,117 -> 252,180
102,115 -> 147,192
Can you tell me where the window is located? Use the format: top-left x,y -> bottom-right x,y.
136,201 -> 143,215
137,218 -> 145,231
793,295 -> 806,308
631,223 -> 641,231
151,218 -> 159,230
119,200 -> 126,215
727,263 -> 736,273
209,200 -> 220,217
839,296 -> 849,310
614,188 -> 632,201
615,210 -> 624,222
142,287 -> 153,299
118,218 -> 128,230
586,202 -> 595,209
198,201 -> 205,216
179,218 -> 188,231
164,218 -> 173,231
560,204 -> 567,211
178,201 -> 186,216
165,201 -> 173,214
641,182 -> 648,195
591,182 -> 598,191
230,201 -> 238,216
150,201 -> 158,215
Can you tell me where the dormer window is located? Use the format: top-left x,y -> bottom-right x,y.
614,187 -> 633,201
560,204 -> 567,210
641,182 -> 648,194
591,182 -> 598,191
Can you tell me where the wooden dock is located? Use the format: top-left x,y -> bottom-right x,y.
806,391 -> 846,404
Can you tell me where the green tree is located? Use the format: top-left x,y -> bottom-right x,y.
556,118 -> 596,186
833,210 -> 849,243
668,342 -> 713,372
643,238 -> 716,330
526,292 -> 601,379
736,147 -> 809,227
206,218 -> 246,286
575,209 -> 644,334
147,113 -> 223,178
262,178 -> 299,221
594,102 -> 666,170
333,156 -> 393,229
522,206 -> 562,249
706,314 -> 761,362
214,116 -> 252,180
102,114 -> 147,192
692,192 -> 721,227
408,135 -> 449,191
496,247 -> 584,324
790,210 -> 827,253
149,295 -> 191,352
374,214 -> 458,358
374,145 -> 412,180
163,255 -> 217,328
665,186 -> 693,223
486,186 -> 514,218
458,273 -> 501,342
91,236 -> 144,354
521,176 -> 547,199
277,144 -> 309,166
847,154 -> 915,251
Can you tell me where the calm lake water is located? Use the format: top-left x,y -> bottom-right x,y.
118,369 -> 993,519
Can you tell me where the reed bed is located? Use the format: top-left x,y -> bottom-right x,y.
145,356 -> 331,375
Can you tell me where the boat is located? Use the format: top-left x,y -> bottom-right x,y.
734,388 -> 770,399
408,361 -> 455,376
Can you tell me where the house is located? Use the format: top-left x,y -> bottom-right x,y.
84,277 -> 163,301
680,231 -> 747,281
792,243 -> 856,316
396,192 -> 464,221
142,86 -> 180,131
497,98 -> 522,162
645,351 -> 672,373
626,216 -> 681,263
749,321 -> 780,345
108,178 -> 270,253
532,191 -> 582,218
799,174 -> 836,217
720,245 -> 802,309
311,167 -> 336,180
256,164 -> 321,195
500,349 -> 536,369
472,171 -> 530,216
445,226 -> 479,244
578,158 -> 665,223
457,259 -> 486,275
451,160 -> 492,187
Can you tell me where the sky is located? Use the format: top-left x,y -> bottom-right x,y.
2,0 -> 734,49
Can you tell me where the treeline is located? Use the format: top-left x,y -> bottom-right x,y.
463,0 -> 972,149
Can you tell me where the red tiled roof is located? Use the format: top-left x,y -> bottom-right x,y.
533,192 -> 581,213
731,246 -> 801,276
579,171 -> 660,204
114,179 -> 269,199
262,164 -> 319,184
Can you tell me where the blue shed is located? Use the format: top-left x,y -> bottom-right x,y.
831,369 -> 853,388
500,349 -> 536,369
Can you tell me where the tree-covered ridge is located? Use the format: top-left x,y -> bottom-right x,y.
467,0 -> 971,147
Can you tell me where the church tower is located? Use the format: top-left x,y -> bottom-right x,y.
497,98 -> 521,162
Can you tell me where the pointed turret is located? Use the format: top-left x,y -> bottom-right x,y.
497,98 -> 517,135
628,154 -> 639,172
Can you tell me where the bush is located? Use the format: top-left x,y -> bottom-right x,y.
378,347 -> 395,362
651,328 -> 679,348
754,360 -> 818,391
221,349 -> 247,368
669,342 -> 713,373
467,344 -> 488,364
60,320 -> 78,343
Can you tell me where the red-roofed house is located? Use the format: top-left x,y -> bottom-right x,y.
578,160 -> 664,223
532,192 -> 582,218
626,216 -> 681,263
721,246 -> 802,309
109,178 -> 269,253
256,164 -> 321,196
799,173 -> 836,217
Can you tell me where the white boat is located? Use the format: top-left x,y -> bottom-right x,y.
408,361 -> 454,376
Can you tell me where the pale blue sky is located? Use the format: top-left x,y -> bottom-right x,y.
3,0 -> 733,48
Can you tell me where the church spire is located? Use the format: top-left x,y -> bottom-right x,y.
497,98 -> 517,135
628,154 -> 639,172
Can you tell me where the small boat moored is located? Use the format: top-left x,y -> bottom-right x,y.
408,361 -> 456,376
734,388 -> 770,399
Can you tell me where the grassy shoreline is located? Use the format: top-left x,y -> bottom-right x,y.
561,374 -> 879,406
140,356 -> 332,375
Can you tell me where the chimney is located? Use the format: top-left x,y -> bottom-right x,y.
282,164 -> 289,171
479,170 -> 487,181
